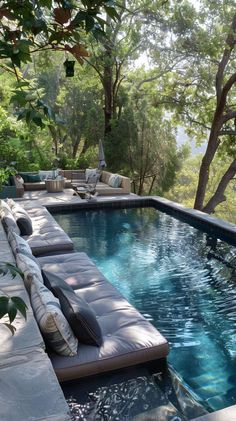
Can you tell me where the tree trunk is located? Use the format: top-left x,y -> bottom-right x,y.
138,177 -> 145,195
148,175 -> 156,195
194,13 -> 236,211
103,55 -> 113,136
194,123 -> 221,210
203,158 -> 236,213
72,137 -> 80,159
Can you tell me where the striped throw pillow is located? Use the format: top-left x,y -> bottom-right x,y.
30,277 -> 78,356
108,174 -> 121,188
8,229 -> 32,256
0,207 -> 20,235
16,252 -> 43,291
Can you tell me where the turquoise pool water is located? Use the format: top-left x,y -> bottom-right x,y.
54,207 -> 236,411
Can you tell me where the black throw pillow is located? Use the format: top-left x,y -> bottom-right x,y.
42,270 -> 102,347
14,213 -> 33,236
11,205 -> 33,236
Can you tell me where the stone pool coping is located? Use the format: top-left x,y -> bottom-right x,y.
192,404 -> 236,421
46,195 -> 236,246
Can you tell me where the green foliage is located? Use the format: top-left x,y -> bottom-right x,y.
0,263 -> 27,335
0,167 -> 16,190
0,0 -> 118,126
167,153 -> 236,224
77,146 -> 99,169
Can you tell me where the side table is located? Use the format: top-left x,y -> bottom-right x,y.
45,178 -> 65,193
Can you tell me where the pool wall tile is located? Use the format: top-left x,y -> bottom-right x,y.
48,196 -> 236,246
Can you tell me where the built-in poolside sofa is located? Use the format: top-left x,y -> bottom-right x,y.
59,169 -> 131,196
0,200 -> 168,387
0,220 -> 71,421
17,169 -> 131,195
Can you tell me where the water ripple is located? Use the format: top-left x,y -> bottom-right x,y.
54,207 -> 236,412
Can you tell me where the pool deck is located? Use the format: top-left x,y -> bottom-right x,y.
2,188 -> 236,420
20,188 -> 139,206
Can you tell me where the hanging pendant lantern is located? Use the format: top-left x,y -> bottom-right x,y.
63,59 -> 75,77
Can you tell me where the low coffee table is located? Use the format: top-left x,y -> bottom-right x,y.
73,185 -> 96,199
45,178 -> 65,193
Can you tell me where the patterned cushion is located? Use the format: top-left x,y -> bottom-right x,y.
8,229 -> 32,256
108,174 -> 121,188
16,252 -> 43,291
39,170 -> 57,181
30,277 -> 78,356
11,203 -> 30,217
0,199 -> 12,213
43,271 -> 103,346
85,168 -> 99,183
6,198 -> 17,209
0,207 -> 20,235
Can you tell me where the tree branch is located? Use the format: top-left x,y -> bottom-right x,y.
215,14 -> 236,104
222,110 -> 236,123
203,157 -> 236,213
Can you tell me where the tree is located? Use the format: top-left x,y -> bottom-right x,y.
85,1 -> 159,137
194,13 -> 236,213
167,153 -> 236,225
0,0 -> 119,126
142,1 -> 236,214
122,74 -> 183,195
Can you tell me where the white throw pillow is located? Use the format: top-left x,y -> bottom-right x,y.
0,207 -> 20,235
39,170 -> 58,181
0,200 -> 12,213
6,198 -> 17,209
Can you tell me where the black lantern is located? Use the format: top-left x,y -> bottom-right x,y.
63,59 -> 75,77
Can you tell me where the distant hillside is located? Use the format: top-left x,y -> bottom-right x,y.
176,127 -> 206,156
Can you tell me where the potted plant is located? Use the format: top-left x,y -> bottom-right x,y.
0,166 -> 17,199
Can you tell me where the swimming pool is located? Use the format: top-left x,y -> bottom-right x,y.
53,206 -> 236,411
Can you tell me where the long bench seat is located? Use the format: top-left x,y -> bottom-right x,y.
22,204 -> 74,256
0,222 -> 71,421
38,252 -> 169,382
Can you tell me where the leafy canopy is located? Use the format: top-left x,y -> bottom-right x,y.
0,0 -> 119,126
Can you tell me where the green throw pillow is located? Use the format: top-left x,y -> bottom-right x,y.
26,174 -> 41,183
19,173 -> 41,183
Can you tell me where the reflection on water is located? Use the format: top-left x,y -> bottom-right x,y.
54,207 -> 236,411
63,366 -> 207,420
